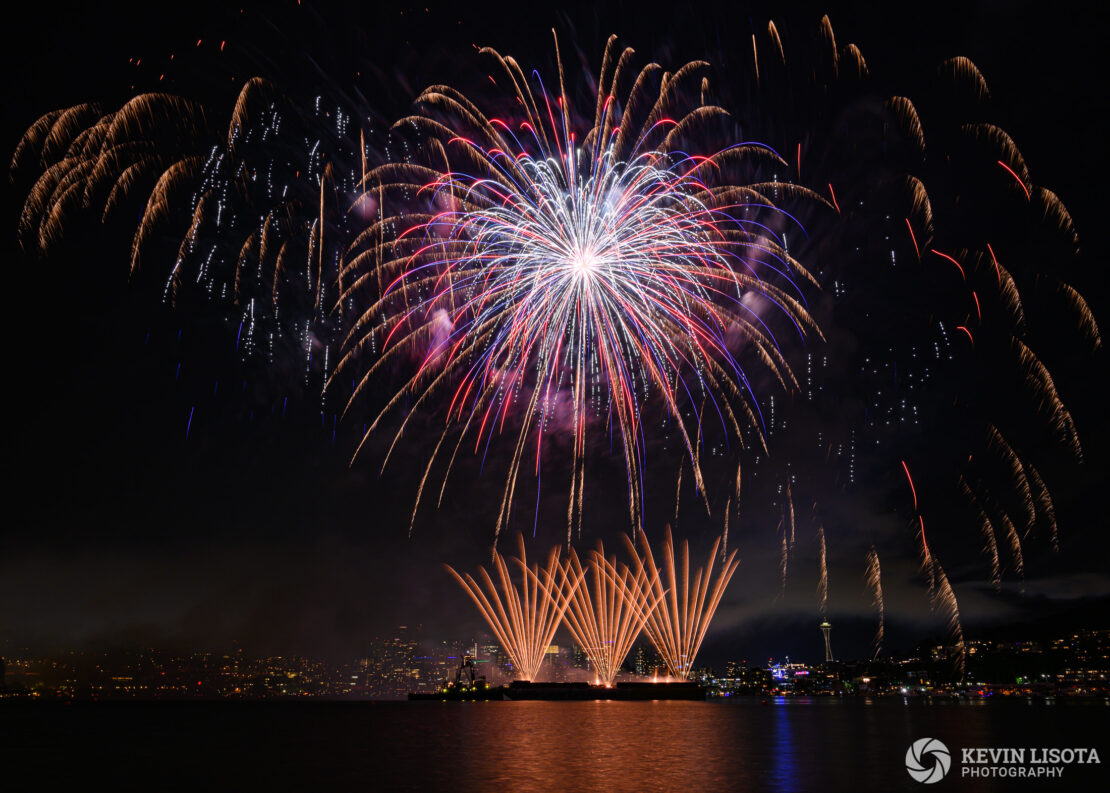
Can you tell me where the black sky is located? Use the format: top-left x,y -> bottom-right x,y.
4,0 -> 1109,666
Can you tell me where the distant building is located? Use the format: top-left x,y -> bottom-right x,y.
630,643 -> 666,677
821,621 -> 833,663
361,626 -> 419,697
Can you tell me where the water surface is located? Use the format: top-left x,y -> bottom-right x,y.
4,698 -> 1106,791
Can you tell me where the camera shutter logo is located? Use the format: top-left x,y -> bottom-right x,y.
906,738 -> 952,784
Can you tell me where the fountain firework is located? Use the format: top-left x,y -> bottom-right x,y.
625,526 -> 739,679
445,534 -> 583,682
559,543 -> 664,686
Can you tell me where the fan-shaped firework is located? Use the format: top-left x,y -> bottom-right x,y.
624,526 -> 740,679
445,534 -> 582,682
559,543 -> 663,685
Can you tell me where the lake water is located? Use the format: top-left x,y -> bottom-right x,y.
3,698 -> 1107,791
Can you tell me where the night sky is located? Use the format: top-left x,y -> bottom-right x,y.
4,0 -> 1109,667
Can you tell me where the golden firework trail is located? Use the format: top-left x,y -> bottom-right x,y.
1025,462 -> 1059,551
888,97 -> 925,158
777,516 -> 788,596
445,534 -> 583,681
721,495 -> 732,560
559,544 -> 664,686
958,476 -> 1002,588
13,77 -> 349,380
1054,281 -> 1101,351
673,459 -> 684,524
1035,187 -> 1079,253
15,93 -> 209,257
905,175 -> 934,252
624,526 -> 739,679
786,481 -> 796,547
940,56 -> 990,103
993,254 -> 1026,329
987,426 -> 1036,534
988,490 -> 1025,582
929,556 -> 966,677
864,547 -> 884,659
1012,337 -> 1082,461
816,523 -> 828,617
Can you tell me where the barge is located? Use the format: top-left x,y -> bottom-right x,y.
409,681 -> 705,701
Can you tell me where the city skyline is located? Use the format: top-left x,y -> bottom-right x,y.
5,622 -> 1108,701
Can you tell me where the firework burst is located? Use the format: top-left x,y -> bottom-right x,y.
336,34 -> 822,542
12,77 -> 358,391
